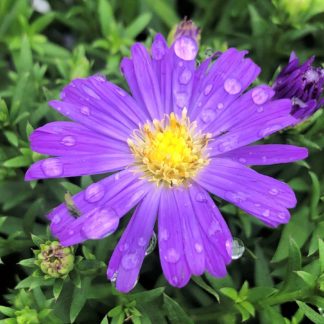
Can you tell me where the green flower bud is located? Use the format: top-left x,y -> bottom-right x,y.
35,241 -> 74,278
15,307 -> 39,324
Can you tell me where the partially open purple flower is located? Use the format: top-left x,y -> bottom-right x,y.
25,31 -> 308,292
273,52 -> 324,122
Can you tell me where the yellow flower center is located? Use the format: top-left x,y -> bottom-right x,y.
127,109 -> 211,186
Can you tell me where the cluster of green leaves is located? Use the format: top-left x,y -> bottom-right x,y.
0,0 -> 324,323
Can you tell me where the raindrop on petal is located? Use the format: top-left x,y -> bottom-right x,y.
80,106 -> 90,116
145,232 -> 157,255
204,84 -> 213,95
160,229 -> 169,241
164,248 -> 180,263
262,209 -> 270,217
41,158 -> 63,177
61,135 -> 76,147
82,208 -> 119,239
217,103 -> 224,110
174,36 -> 198,61
224,78 -> 242,95
208,220 -> 221,237
175,92 -> 188,108
251,88 -> 269,105
194,243 -> 203,253
179,68 -> 192,85
121,253 -> 140,270
231,238 -> 245,260
269,188 -> 279,195
84,183 -> 105,203
52,215 -> 61,224
195,192 -> 207,203
201,108 -> 216,123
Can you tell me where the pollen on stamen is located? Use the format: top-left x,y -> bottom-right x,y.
127,108 -> 211,186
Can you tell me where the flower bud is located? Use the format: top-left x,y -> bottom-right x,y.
273,52 -> 324,122
35,241 -> 74,278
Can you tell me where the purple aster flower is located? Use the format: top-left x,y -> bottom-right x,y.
273,52 -> 324,122
25,29 -> 308,293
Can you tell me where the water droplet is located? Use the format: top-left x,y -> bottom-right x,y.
80,106 -> 90,116
251,88 -> 269,105
256,106 -> 264,113
218,140 -> 236,152
115,88 -> 126,97
305,69 -> 320,83
277,212 -> 286,220
225,191 -> 247,203
121,253 -> 140,270
318,307 -> 324,316
160,229 -> 169,241
84,183 -> 105,203
109,270 -> 118,283
259,125 -> 281,137
152,39 -> 166,60
82,85 -> 100,99
82,208 -> 119,239
179,68 -> 192,85
262,156 -> 267,162
238,157 -> 247,163
269,188 -> 279,195
68,230 -> 74,236
262,209 -> 270,217
231,238 -> 245,260
204,84 -> 213,95
208,220 -> 221,237
52,215 -> 61,224
114,173 -> 120,181
172,276 -> 179,285
195,192 -> 207,203
201,108 -> 216,123
175,92 -> 188,108
164,248 -> 180,263
217,103 -> 224,110
224,78 -> 241,95
138,237 -> 147,247
61,135 -> 76,147
41,158 -> 63,177
174,36 -> 198,61
178,61 -> 184,67
194,243 -> 203,253
119,243 -> 129,252
94,75 -> 106,82
145,232 -> 157,255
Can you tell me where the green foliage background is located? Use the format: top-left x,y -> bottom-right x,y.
0,0 -> 324,323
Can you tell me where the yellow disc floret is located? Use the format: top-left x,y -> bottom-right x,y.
127,109 -> 211,186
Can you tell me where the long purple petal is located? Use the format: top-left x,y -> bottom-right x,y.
107,188 -> 161,293
219,144 -> 308,165
196,158 -> 296,227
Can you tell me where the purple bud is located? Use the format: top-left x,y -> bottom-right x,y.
273,52 -> 324,123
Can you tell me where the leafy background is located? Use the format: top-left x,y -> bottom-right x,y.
0,0 -> 324,323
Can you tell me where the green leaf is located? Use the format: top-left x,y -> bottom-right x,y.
131,287 -> 165,303
143,0 -> 178,27
3,130 -> 19,147
163,294 -> 193,324
255,244 -> 274,287
319,239 -> 324,273
98,0 -> 116,37
3,155 -> 32,167
125,13 -> 152,39
53,279 -> 64,300
272,207 -> 312,262
0,98 -> 8,122
18,258 -> 36,268
296,301 -> 324,324
0,306 -> 15,317
70,278 -> 90,323
220,287 -> 239,301
295,271 -> 316,287
192,276 -> 220,302
309,171 -> 321,220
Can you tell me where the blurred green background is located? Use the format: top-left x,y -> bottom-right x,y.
0,0 -> 324,323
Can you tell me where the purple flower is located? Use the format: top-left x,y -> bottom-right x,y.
273,52 -> 324,122
25,32 -> 308,293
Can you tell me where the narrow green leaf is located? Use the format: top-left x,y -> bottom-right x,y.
163,294 -> 193,324
309,171 -> 321,220
319,239 -> 324,273
296,301 -> 324,324
3,155 -> 32,167
220,287 -> 239,301
295,271 -> 316,287
192,276 -> 220,301
125,13 -> 152,38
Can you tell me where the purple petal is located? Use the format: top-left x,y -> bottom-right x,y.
158,188 -> 190,288
173,188 -> 205,276
49,76 -> 145,141
49,170 -> 150,246
196,158 -> 296,227
188,184 -> 232,273
208,99 -> 295,156
151,34 -> 173,115
107,189 -> 161,293
127,43 -> 164,119
30,121 -> 130,156
189,48 -> 261,121
25,153 -> 133,180
219,144 -> 308,165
